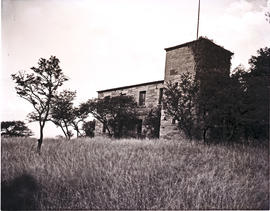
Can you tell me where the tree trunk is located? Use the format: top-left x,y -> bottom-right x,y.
60,125 -> 68,139
72,122 -> 81,138
64,122 -> 70,140
37,126 -> 43,154
104,123 -> 112,137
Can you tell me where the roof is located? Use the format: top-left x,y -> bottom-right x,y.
97,80 -> 164,93
165,37 -> 233,55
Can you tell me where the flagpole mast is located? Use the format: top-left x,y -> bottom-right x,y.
196,0 -> 200,39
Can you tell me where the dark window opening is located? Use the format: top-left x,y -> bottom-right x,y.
159,88 -> 163,104
172,118 -> 176,124
139,91 -> 146,106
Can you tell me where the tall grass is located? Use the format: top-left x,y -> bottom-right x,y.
1,137 -> 269,210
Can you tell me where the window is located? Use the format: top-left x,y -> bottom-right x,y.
172,118 -> 176,124
139,91 -> 146,106
158,88 -> 163,104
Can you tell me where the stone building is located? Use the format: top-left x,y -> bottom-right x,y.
96,37 -> 233,139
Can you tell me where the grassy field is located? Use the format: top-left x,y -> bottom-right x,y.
1,137 -> 269,210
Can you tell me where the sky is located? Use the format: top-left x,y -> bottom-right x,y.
1,0 -> 270,138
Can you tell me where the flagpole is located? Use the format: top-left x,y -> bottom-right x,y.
196,0 -> 200,39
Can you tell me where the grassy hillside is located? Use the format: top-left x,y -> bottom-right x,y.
1,137 -> 269,210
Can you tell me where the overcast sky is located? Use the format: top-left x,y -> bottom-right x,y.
1,0 -> 270,138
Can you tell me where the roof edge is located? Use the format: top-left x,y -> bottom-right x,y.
97,80 -> 164,93
165,37 -> 233,55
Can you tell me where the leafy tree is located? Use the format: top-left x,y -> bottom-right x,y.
163,70 -> 245,142
163,72 -> 199,140
82,120 -> 96,137
49,90 -> 91,139
84,95 -> 138,138
70,105 -> 90,138
187,37 -> 235,142
240,47 -> 270,140
144,106 -> 161,138
79,98 -> 112,135
1,121 -> 33,137
106,96 -> 138,138
49,90 -> 76,140
197,69 -> 245,142
197,47 -> 269,142
11,56 -> 68,152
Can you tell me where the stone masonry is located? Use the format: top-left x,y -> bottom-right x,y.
96,38 -> 233,139
160,44 -> 197,139
96,81 -> 164,137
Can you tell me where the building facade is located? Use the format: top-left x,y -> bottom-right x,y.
96,37 -> 233,139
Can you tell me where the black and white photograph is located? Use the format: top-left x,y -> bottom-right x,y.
1,0 -> 269,210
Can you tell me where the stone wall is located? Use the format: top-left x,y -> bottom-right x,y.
159,45 -> 196,139
164,46 -> 196,83
96,81 -> 164,137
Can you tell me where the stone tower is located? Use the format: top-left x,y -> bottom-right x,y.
159,37 -> 233,139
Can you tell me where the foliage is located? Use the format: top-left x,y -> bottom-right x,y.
195,44 -> 269,142
144,106 -> 161,138
49,90 -> 94,139
83,95 -> 138,138
196,69 -> 246,142
186,37 -> 268,142
79,98 -> 111,135
82,120 -> 96,137
163,43 -> 269,142
163,72 -> 199,140
50,90 -> 76,140
239,47 -> 270,140
1,121 -> 33,137
1,137 -> 268,210
191,37 -> 232,80
11,56 -> 68,152
70,105 -> 89,137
